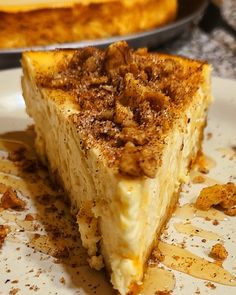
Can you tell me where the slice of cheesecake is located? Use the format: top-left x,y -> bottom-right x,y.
21,42 -> 212,295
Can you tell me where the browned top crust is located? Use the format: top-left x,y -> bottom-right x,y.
36,41 -> 207,178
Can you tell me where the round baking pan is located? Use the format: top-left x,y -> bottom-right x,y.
0,0 -> 208,69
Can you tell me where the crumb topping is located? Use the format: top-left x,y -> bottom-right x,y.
195,182 -> 236,216
37,41 -> 205,178
209,243 -> 228,261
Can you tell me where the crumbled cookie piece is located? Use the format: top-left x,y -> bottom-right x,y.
24,214 -> 34,221
0,225 -> 9,248
209,243 -> 228,261
1,188 -> 26,211
195,183 -> 236,215
28,234 -> 69,258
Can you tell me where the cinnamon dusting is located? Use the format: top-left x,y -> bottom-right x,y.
37,41 -> 206,178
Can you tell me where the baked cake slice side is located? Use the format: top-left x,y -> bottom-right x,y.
21,44 -> 212,295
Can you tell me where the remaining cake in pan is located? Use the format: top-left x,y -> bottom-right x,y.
0,0 -> 177,49
21,41 -> 212,294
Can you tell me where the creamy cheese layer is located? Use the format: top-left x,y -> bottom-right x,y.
22,52 -> 211,295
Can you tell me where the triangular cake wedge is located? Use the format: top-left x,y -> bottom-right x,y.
22,42 -> 212,295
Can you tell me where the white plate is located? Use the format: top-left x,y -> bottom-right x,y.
0,69 -> 236,295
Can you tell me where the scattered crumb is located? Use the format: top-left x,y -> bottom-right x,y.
212,220 -> 219,226
201,239 -> 206,243
207,133 -> 213,140
0,225 -> 9,248
34,269 -> 43,278
29,284 -> 39,291
179,240 -> 186,249
28,234 -> 69,258
198,167 -> 209,174
150,248 -> 165,264
59,276 -> 66,284
209,243 -> 228,261
192,175 -> 205,184
195,287 -> 201,294
11,280 -> 19,284
155,291 -> 172,295
194,152 -> 214,174
195,182 -> 236,216
1,188 -> 26,211
205,281 -> 216,289
172,255 -> 180,261
9,288 -> 20,295
24,213 -> 34,221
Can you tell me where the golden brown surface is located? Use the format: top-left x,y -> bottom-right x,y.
195,182 -> 236,216
35,41 -> 208,178
0,0 -> 177,49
